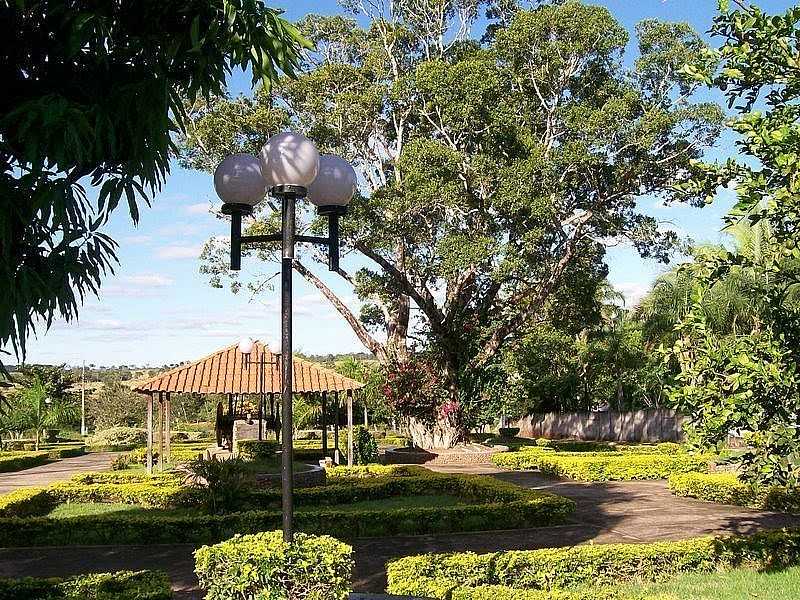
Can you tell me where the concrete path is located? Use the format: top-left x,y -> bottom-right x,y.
0,452 -> 117,494
0,465 -> 798,598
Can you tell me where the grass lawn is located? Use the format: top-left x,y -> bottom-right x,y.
47,503 -> 199,519
297,494 -> 470,513
622,566 -> 800,599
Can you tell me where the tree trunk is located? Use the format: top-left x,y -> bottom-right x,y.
409,417 -> 465,449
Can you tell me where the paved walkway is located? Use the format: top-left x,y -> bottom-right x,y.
0,465 -> 798,598
0,452 -> 117,494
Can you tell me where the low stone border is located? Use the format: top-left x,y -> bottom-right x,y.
384,444 -> 500,465
254,463 -> 326,488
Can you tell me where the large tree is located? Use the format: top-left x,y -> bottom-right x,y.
185,1 -> 723,447
0,0 -> 309,369
666,1 -> 800,485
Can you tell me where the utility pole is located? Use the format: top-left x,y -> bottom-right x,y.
81,361 -> 87,436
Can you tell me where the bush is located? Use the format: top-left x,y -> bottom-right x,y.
47,480 -> 192,509
185,456 -> 251,513
0,570 -> 171,600
325,465 -> 428,480
237,439 -> 279,460
352,426 -> 378,464
0,473 -> 575,546
0,488 -> 57,518
70,472 -> 181,485
493,451 -> 708,481
669,472 -> 800,513
0,451 -> 49,472
112,444 -> 206,470
195,531 -> 352,600
387,529 -> 800,598
86,427 -> 146,450
498,428 -> 521,438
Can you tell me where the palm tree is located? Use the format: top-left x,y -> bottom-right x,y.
15,377 -> 78,450
636,219 -> 800,344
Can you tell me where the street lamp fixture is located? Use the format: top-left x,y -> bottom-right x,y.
213,132 -> 356,542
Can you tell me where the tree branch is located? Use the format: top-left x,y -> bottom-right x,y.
292,260 -> 387,363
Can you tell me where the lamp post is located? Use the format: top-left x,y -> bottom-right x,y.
213,132 -> 356,541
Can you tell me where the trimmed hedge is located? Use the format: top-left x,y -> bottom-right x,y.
493,450 -> 708,481
387,528 -> 800,598
45,445 -> 86,459
237,439 -> 279,460
0,451 -> 49,472
195,531 -> 352,600
669,472 -> 800,513
0,488 -> 58,518
325,464 -> 428,479
0,473 -> 574,546
0,570 -> 171,600
46,480 -> 193,509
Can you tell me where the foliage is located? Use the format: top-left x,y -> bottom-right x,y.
351,426 -> 378,465
668,471 -> 800,513
0,488 -> 56,518
7,375 -> 79,449
86,427 -> 146,449
87,380 -> 143,430
185,456 -> 252,513
387,529 -> 800,597
47,480 -> 191,510
237,439 -> 279,460
0,570 -> 172,600
333,357 -> 391,425
0,1 -> 309,370
492,449 -> 708,481
0,450 -> 49,473
186,2 -> 723,442
0,472 -> 574,546
666,307 -> 800,485
664,2 -> 800,484
194,531 -> 353,600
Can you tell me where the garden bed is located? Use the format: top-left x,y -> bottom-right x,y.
387,528 -> 800,599
492,448 -> 710,481
0,467 -> 574,546
0,570 -> 170,600
385,444 -> 501,465
669,472 -> 800,513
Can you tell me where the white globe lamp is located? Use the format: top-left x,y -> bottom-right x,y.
213,153 -> 266,209
308,155 -> 356,215
259,132 -> 320,192
238,337 -> 255,355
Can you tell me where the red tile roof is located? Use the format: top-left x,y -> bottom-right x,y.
133,341 -> 364,395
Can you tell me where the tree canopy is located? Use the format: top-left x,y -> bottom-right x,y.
0,0 -> 309,370
185,0 -> 724,446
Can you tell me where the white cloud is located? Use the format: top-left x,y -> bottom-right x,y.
184,202 -> 212,215
121,235 -> 153,245
123,274 -> 174,287
156,244 -> 204,260
614,282 -> 650,308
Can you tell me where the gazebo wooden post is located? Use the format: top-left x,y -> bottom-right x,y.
333,391 -> 340,464
157,392 -> 164,471
321,391 -> 328,457
347,389 -> 354,467
165,392 -> 171,465
146,393 -> 154,475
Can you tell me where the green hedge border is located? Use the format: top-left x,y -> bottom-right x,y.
0,451 -> 49,473
0,471 -> 574,546
387,528 -> 800,599
0,570 -> 171,600
669,472 -> 800,513
492,450 -> 709,481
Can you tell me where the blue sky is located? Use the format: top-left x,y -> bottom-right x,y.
15,0 -> 797,367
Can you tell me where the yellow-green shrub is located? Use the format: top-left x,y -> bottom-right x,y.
669,472 -> 800,512
387,529 -> 800,597
195,531 -> 352,600
493,451 -> 708,481
0,570 -> 171,600
0,451 -> 49,473
0,488 -> 57,517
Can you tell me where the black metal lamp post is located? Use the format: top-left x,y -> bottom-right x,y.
213,133 -> 356,542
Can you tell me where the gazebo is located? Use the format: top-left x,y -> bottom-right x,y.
133,340 -> 364,473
